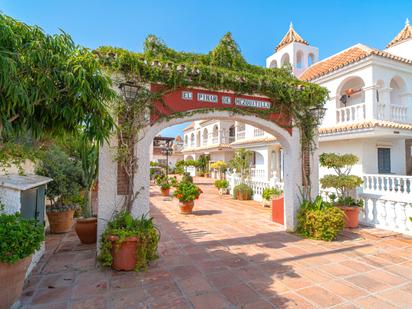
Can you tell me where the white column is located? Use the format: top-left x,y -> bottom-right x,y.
283,127 -> 302,232
364,85 -> 378,120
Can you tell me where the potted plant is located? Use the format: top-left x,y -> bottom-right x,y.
214,179 -> 229,195
98,212 -> 160,271
297,196 -> 345,241
320,153 -> 364,228
160,180 -> 171,196
261,187 -> 282,207
0,211 -> 44,309
210,160 -> 228,180
70,137 -> 99,244
36,146 -> 83,233
173,181 -> 203,214
233,183 -> 253,200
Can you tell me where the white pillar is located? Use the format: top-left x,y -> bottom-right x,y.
283,127 -> 302,232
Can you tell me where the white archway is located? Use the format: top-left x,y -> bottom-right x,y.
98,110 -> 317,241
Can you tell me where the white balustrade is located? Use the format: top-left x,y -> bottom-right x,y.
358,193 -> 412,236
212,136 -> 218,144
250,168 -> 265,179
227,173 -> 283,202
202,139 -> 208,146
390,104 -> 408,123
336,103 -> 366,123
377,103 -> 386,120
254,128 -> 264,137
362,174 -> 412,195
236,131 -> 245,140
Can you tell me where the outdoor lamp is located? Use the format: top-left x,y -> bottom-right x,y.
310,106 -> 327,125
119,81 -> 139,101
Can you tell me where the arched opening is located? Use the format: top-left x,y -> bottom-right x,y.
269,59 -> 278,68
190,133 -> 195,147
296,50 -> 303,69
202,128 -> 208,146
390,76 -> 406,106
212,124 -> 219,144
229,125 -> 235,143
196,130 -> 201,147
336,76 -> 365,108
281,53 -> 290,67
112,110 -> 303,232
308,53 -> 315,66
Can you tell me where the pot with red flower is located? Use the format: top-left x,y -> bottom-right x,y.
160,181 -> 171,196
173,181 -> 203,214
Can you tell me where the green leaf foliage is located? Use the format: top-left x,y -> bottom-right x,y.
0,212 -> 44,264
262,187 -> 283,200
214,179 -> 229,189
0,14 -> 115,142
233,183 -> 253,200
297,196 -> 345,241
98,212 -> 160,271
35,145 -> 84,208
173,181 -> 202,202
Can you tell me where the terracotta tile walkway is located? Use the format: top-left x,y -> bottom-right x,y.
20,177 -> 412,308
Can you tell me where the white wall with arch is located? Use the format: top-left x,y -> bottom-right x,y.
98,110 -> 316,244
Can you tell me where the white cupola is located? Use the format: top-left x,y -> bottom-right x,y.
385,18 -> 412,61
266,22 -> 319,77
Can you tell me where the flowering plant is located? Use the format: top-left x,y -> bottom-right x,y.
173,181 -> 203,202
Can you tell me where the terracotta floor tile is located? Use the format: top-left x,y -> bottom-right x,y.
188,290 -> 230,309
18,178 -> 412,309
297,286 -> 343,307
219,283 -> 260,305
344,274 -> 390,292
31,287 -> 72,305
323,279 -> 367,299
377,288 -> 412,307
353,295 -> 398,309
270,292 -> 315,308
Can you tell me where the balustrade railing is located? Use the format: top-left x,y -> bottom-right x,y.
254,128 -> 264,137
390,104 -> 408,123
250,168 -> 265,179
362,174 -> 412,196
236,131 -> 245,140
212,136 -> 218,144
336,103 -> 366,123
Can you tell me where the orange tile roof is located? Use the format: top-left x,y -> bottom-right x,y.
183,123 -> 195,131
276,22 -> 308,51
319,120 -> 412,135
300,44 -> 412,81
230,136 -> 277,146
387,18 -> 412,48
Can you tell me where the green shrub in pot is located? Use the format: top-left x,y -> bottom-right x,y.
233,183 -> 253,200
297,196 -> 345,241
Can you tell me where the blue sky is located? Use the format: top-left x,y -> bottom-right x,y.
2,0 -> 410,137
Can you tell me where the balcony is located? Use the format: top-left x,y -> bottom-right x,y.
377,103 -> 408,123
254,128 -> 264,137
362,173 -> 412,196
236,131 -> 245,140
336,103 -> 366,124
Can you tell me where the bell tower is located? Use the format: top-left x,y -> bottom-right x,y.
266,23 -> 319,77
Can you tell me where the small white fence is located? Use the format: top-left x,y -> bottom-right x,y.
362,174 -> 412,195
336,103 -> 366,123
227,173 -> 283,202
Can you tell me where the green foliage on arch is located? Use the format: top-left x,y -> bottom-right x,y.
96,32 -> 328,212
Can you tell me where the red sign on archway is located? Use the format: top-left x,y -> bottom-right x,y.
150,84 -> 292,134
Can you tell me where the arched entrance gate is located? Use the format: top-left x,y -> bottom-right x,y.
98,84 -> 320,239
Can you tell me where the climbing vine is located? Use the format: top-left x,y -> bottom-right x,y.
97,32 -> 328,210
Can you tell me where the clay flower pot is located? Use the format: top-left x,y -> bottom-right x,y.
160,188 -> 170,196
47,209 -> 74,233
109,235 -> 139,271
179,200 -> 194,214
237,191 -> 249,200
75,217 -> 97,244
272,195 -> 284,225
0,255 -> 32,309
337,206 -> 360,228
